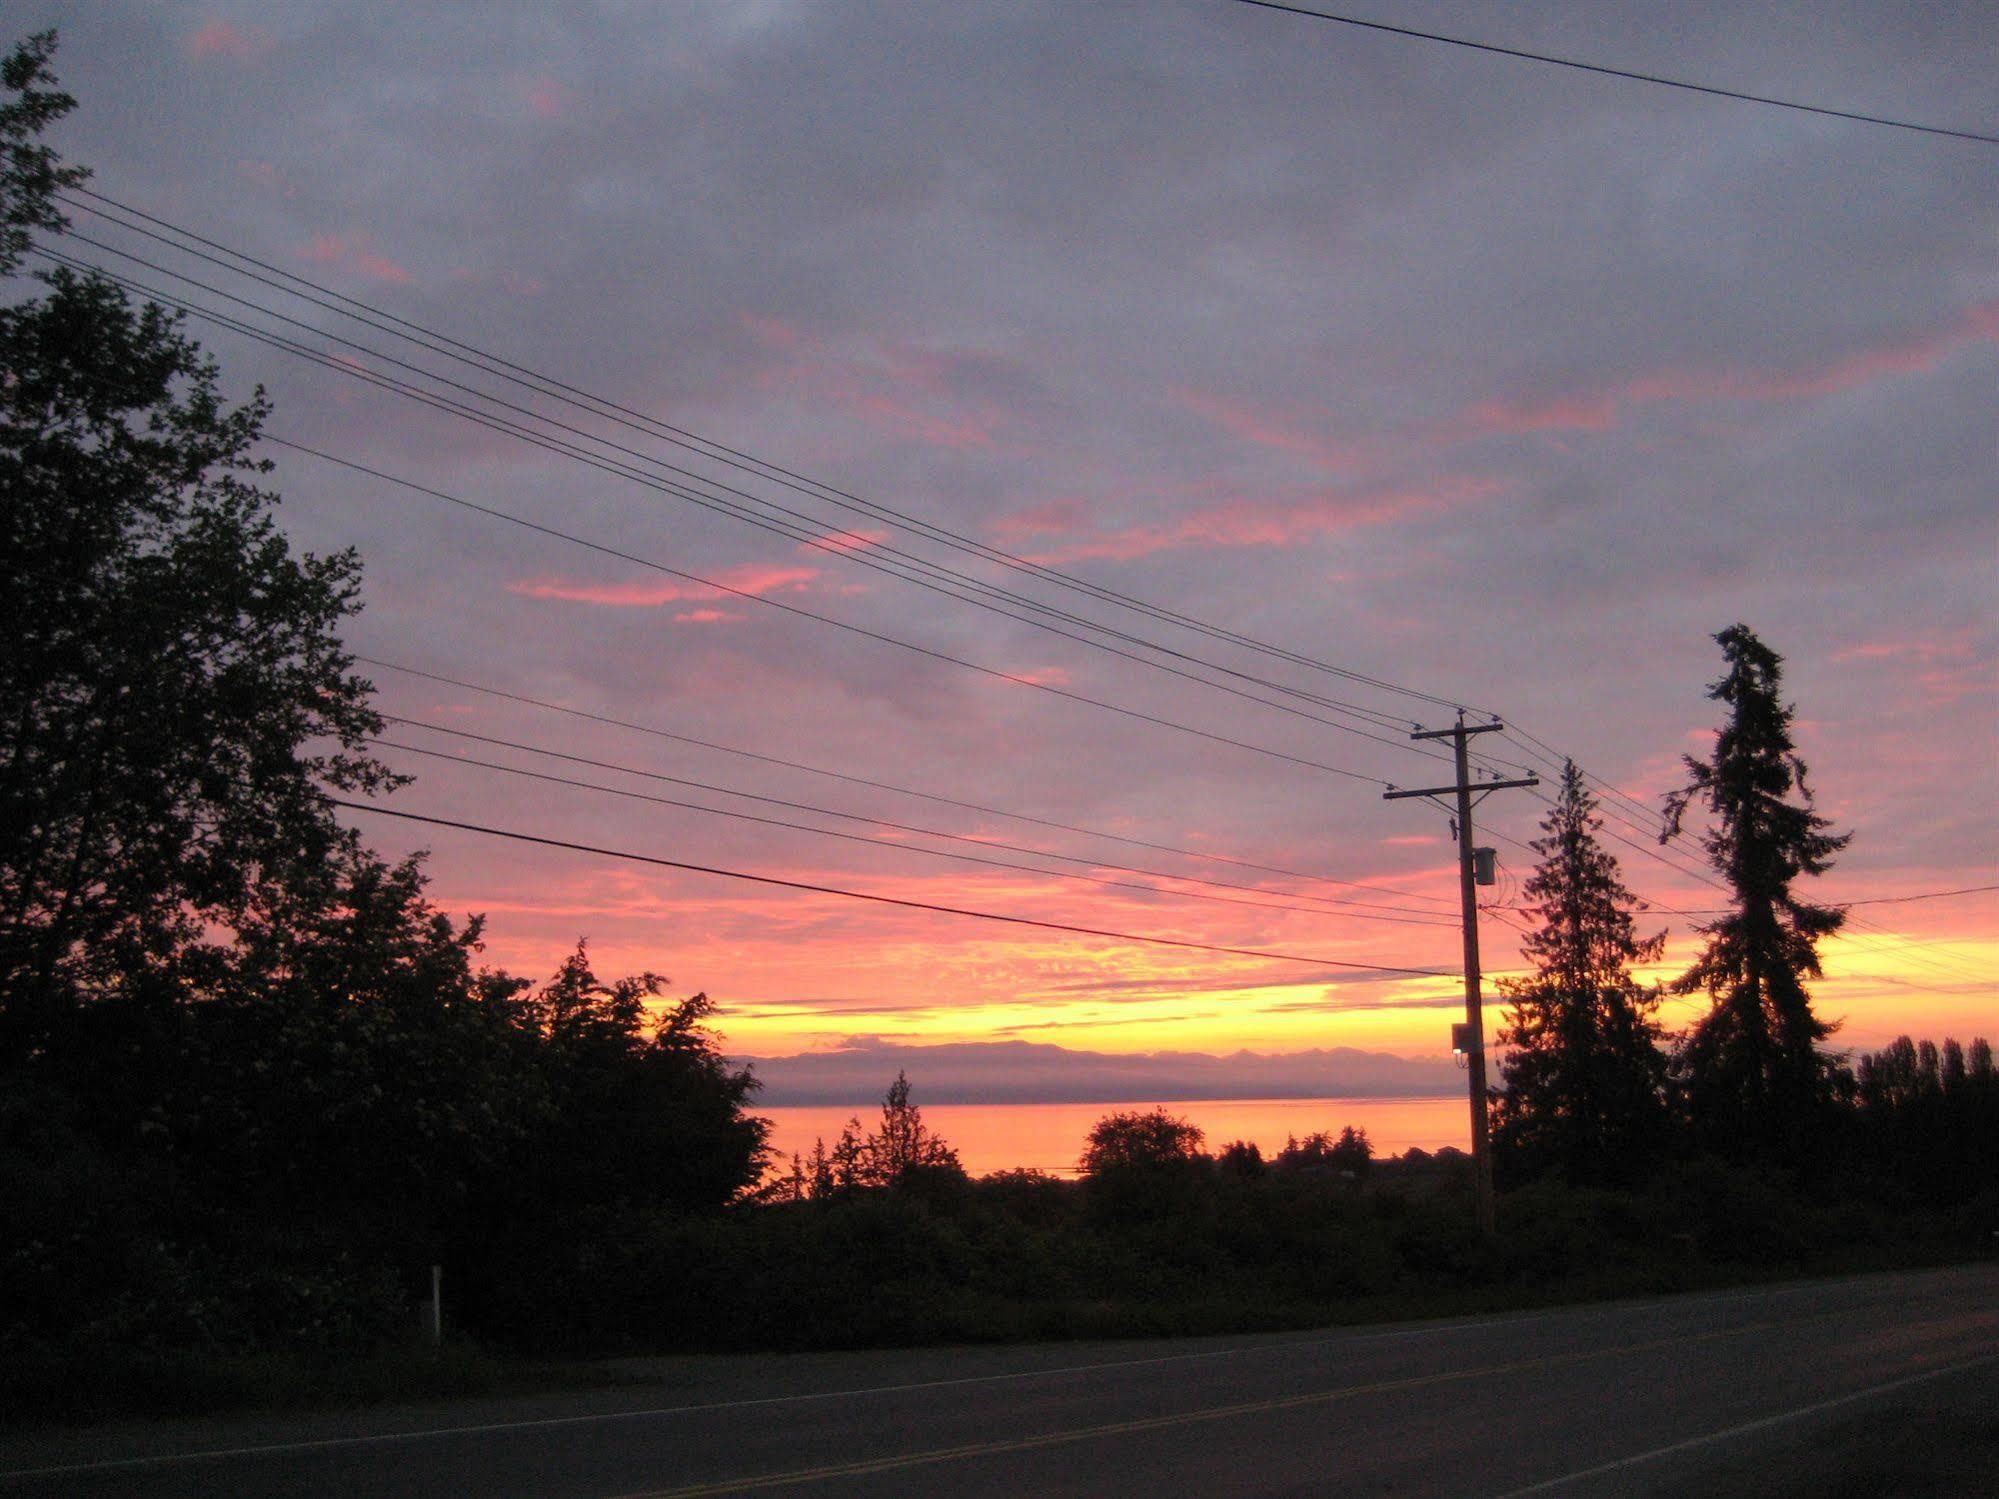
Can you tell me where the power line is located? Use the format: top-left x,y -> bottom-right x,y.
1497,726 -> 1667,833
1231,1 -> 1999,146
1500,793 -> 1992,987
35,245 -> 1449,791
55,187 -> 1497,726
54,222 -> 1453,756
1494,734 -> 1991,985
328,799 -> 1457,978
355,656 -> 1457,906
42,224 -> 1975,980
1668,883 -> 1999,914
370,722 -> 1460,926
33,244 -> 1425,794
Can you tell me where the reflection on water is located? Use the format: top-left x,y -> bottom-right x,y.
757,1095 -> 1468,1177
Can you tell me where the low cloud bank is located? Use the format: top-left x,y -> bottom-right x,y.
739,1038 -> 1461,1107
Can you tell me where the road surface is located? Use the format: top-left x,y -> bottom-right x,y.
4,1263 -> 1994,1497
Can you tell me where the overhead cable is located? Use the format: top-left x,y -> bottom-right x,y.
1231,1 -> 1999,145
372,722 -> 1460,925
57,186 -> 1492,721
357,656 -> 1457,906
329,799 -> 1458,977
30,245 -> 1409,789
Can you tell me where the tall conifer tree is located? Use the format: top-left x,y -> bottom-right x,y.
1663,625 -> 1850,1154
1492,761 -> 1668,1185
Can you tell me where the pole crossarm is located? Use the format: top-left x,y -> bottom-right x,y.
1410,719 -> 1505,742
1384,776 -> 1539,800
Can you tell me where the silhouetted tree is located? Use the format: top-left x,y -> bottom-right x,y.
861,1070 -> 964,1191
1080,1108 -> 1207,1175
1080,1107 -> 1209,1221
1663,626 -> 1850,1157
1850,1033 -> 1998,1208
799,1073 -> 963,1197
0,35 -> 780,1357
1330,1124 -> 1373,1177
0,34 -> 392,1064
1492,761 -> 1669,1186
504,943 -> 769,1215
1216,1139 -> 1266,1177
1275,1125 -> 1373,1178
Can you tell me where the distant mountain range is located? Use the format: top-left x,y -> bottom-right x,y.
737,1037 -> 1462,1107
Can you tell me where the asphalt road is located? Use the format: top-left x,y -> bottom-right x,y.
4,1263 -> 1994,1498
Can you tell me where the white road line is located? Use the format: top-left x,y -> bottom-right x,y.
0,1317 -> 1524,1479
1490,1349 -> 1999,1497
0,1268 -> 1969,1482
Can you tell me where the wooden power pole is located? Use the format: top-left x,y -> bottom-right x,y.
1385,713 -> 1536,1236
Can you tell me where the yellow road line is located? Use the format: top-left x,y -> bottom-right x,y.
619,1320 -> 1770,1497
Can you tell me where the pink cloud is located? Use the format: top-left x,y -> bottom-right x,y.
1463,300 -> 1999,437
1173,389 -> 1371,471
798,528 -> 889,556
673,608 -> 744,625
1023,478 -> 1502,564
1832,629 -> 1978,666
188,19 -> 272,62
718,563 -> 821,596
236,159 -> 295,197
1001,666 -> 1073,687
1834,627 -> 1993,707
300,232 -> 413,286
508,563 -> 818,608
849,394 -> 995,452
741,312 -> 805,352
992,498 -> 1087,538
740,312 -> 1013,453
516,75 -> 571,120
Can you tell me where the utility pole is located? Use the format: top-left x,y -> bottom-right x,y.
1385,712 -> 1536,1237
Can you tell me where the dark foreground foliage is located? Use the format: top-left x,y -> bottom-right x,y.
7,1121 -> 1991,1430
455,1110 -> 1995,1362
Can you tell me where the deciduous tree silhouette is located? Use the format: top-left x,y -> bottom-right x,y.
0,34 -> 392,1063
1275,1125 -> 1374,1179
1080,1108 -> 1207,1175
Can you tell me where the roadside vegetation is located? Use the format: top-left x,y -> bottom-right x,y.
2,36 -> 1992,1426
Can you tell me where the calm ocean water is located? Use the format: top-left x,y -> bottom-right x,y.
756,1095 -> 1469,1177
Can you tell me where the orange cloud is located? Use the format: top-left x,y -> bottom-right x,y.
300,232 -> 413,286
188,19 -> 272,62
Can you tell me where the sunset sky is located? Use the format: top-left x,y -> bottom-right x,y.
26,1 -> 1995,1107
